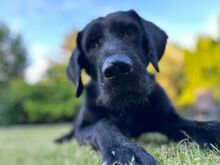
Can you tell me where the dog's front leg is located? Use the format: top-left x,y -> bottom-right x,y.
163,116 -> 220,148
185,120 -> 220,148
75,119 -> 156,165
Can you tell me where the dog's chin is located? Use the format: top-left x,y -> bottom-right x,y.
96,78 -> 154,110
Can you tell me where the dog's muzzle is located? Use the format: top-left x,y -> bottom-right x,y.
101,54 -> 133,79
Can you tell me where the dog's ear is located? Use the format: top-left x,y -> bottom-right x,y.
129,10 -> 168,72
67,32 -> 84,97
141,19 -> 168,72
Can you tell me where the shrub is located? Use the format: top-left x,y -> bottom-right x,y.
0,84 -> 27,125
0,67 -> 82,125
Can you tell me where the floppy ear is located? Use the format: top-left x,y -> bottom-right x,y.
67,48 -> 84,97
67,32 -> 85,97
129,10 -> 168,72
142,20 -> 168,72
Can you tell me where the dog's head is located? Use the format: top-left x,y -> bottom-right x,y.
67,10 -> 167,108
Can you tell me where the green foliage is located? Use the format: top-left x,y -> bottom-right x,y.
0,24 -> 27,84
0,64 -> 81,125
0,90 -> 26,125
177,37 -> 220,106
0,25 -> 81,125
22,68 -> 81,123
154,44 -> 185,105
0,24 -> 28,124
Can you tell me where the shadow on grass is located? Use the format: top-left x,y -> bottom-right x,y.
137,133 -> 170,146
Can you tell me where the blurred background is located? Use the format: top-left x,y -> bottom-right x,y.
0,0 -> 220,125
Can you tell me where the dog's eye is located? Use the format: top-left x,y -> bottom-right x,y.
86,36 -> 103,51
88,41 -> 99,50
124,24 -> 137,37
125,28 -> 134,36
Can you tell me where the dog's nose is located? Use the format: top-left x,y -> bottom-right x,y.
102,54 -> 132,79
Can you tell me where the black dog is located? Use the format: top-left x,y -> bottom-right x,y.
55,10 -> 220,164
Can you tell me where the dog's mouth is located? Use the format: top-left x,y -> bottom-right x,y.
97,70 -> 153,109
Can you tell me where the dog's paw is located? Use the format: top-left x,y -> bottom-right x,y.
54,133 -> 74,144
54,136 -> 65,144
102,143 -> 156,165
194,121 -> 220,148
203,121 -> 220,147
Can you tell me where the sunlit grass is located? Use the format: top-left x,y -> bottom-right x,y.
0,124 -> 220,165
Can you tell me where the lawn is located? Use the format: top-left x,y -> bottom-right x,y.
0,124 -> 220,165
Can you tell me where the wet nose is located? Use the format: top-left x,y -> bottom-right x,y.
102,54 -> 133,79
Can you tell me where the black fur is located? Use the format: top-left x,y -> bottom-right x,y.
55,10 -> 220,165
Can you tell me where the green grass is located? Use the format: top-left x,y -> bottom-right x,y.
0,125 -> 220,165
